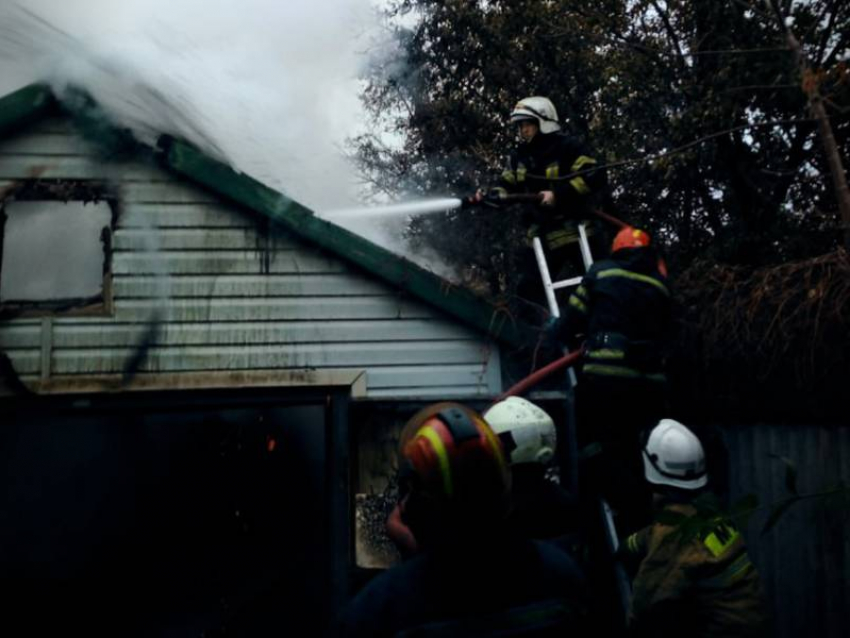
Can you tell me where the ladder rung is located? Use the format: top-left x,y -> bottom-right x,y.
552,277 -> 583,289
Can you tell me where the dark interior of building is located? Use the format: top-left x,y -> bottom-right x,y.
0,390 -> 341,637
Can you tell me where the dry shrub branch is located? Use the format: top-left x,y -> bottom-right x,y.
673,249 -> 850,419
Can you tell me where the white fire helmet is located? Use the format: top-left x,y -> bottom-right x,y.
509,97 -> 562,134
484,397 -> 557,466
642,419 -> 708,490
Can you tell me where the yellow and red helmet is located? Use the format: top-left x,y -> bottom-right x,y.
398,402 -> 511,523
612,226 -> 651,253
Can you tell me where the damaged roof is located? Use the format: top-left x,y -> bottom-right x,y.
0,83 -> 535,349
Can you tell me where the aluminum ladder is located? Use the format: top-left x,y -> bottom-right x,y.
532,222 -> 632,628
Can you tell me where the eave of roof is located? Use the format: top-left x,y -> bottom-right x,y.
0,83 -> 56,140
0,83 -> 535,349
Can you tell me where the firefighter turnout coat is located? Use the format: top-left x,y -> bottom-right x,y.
624,502 -> 769,637
498,132 -> 606,252
559,246 -> 671,382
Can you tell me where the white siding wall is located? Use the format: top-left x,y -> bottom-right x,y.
0,117 -> 502,398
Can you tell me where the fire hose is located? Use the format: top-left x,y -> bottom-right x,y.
463,191 -> 630,230
494,348 -> 583,403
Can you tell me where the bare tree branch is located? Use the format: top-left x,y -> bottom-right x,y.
649,0 -> 687,70
765,0 -> 850,248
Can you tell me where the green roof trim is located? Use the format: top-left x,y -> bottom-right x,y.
158,136 -> 535,348
0,83 -> 56,140
0,83 -> 535,348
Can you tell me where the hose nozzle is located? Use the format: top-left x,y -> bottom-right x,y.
461,190 -> 543,209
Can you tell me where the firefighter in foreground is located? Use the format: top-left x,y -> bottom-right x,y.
550,226 -> 672,533
623,419 -> 769,637
341,402 -> 588,636
387,397 -> 581,553
483,396 -> 580,547
471,96 -> 608,309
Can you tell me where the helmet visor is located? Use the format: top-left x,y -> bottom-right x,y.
510,112 -> 537,124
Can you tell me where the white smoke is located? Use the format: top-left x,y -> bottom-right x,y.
0,1 -> 465,278
0,0 -> 389,211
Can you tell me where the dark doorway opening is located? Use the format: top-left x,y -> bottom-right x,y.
0,387 -> 349,637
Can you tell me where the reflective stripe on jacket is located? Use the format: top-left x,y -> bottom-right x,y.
626,503 -> 770,638
498,131 -> 607,250
560,248 -> 671,379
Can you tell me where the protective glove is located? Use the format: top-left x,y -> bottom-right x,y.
460,190 -> 483,209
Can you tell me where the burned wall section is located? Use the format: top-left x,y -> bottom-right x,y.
0,178 -> 119,318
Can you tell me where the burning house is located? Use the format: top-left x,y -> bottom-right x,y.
0,84 -> 549,635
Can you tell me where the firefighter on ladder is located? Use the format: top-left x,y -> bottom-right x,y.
471,96 -> 608,314
549,226 -> 672,535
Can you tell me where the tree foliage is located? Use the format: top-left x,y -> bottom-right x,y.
353,0 -> 850,278
352,0 -> 850,418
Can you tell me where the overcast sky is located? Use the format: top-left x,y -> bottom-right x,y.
0,0 -> 396,211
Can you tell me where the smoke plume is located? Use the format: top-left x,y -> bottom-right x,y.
0,0 -> 389,211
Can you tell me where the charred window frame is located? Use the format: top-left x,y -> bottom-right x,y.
0,179 -> 119,318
